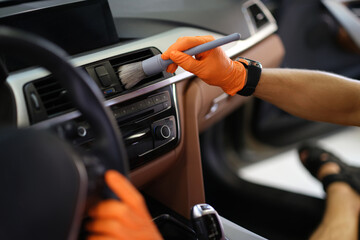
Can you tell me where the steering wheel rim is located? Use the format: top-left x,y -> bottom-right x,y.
0,26 -> 129,239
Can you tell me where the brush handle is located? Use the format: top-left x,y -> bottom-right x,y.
182,33 -> 241,56
142,33 -> 241,76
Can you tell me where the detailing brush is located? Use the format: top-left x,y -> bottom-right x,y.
118,33 -> 241,89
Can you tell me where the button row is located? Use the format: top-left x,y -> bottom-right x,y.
113,92 -> 170,119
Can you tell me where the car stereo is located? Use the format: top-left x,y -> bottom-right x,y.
56,84 -> 180,170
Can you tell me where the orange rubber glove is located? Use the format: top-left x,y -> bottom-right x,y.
161,35 -> 247,96
86,170 -> 163,240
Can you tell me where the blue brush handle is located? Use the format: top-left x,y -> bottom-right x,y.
142,33 -> 241,76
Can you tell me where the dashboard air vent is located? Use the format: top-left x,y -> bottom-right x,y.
248,3 -> 269,30
24,76 -> 74,124
33,77 -> 73,117
109,48 -> 166,88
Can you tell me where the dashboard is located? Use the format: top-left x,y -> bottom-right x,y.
3,0 -> 284,218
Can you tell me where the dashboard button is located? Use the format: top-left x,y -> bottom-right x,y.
155,125 -> 171,140
144,98 -> 154,107
137,100 -> 146,110
163,101 -> 170,109
113,109 -> 121,118
153,95 -> 161,104
77,126 -> 87,137
160,94 -> 168,102
103,88 -> 115,95
128,104 -> 137,113
95,65 -> 111,87
119,108 -> 127,116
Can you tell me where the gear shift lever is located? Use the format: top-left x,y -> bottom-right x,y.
191,204 -> 226,240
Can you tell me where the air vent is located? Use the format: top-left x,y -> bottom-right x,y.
84,48 -> 171,99
24,76 -> 74,124
33,77 -> 73,117
248,4 -> 269,29
109,48 -> 166,88
25,47 -> 173,124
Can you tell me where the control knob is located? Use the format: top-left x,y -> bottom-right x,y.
77,126 -> 87,137
155,125 -> 171,140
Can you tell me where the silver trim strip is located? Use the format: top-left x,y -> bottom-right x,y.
138,136 -> 176,157
125,128 -> 150,141
171,84 -> 181,145
8,15 -> 277,128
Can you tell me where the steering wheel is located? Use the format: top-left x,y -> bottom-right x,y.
0,27 -> 129,239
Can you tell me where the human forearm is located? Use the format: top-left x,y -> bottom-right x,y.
254,68 -> 360,126
162,36 -> 360,126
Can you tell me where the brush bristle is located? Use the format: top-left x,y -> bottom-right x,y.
118,62 -> 146,89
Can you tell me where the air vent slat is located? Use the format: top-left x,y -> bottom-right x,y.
45,102 -> 72,113
109,50 -> 162,87
109,49 -> 154,76
43,97 -> 68,106
112,54 -> 153,70
34,81 -> 60,91
39,88 -> 66,99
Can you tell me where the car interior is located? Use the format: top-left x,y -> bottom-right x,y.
0,0 -> 360,239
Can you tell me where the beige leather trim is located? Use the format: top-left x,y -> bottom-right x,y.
239,34 -> 285,68
129,150 -> 177,188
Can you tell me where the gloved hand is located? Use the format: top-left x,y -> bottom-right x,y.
161,35 -> 247,96
86,170 -> 163,240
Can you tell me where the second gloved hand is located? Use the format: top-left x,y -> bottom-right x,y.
161,35 -> 247,96
86,170 -> 163,240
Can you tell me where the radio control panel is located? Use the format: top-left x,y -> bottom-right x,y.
111,91 -> 171,123
56,85 -> 180,170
